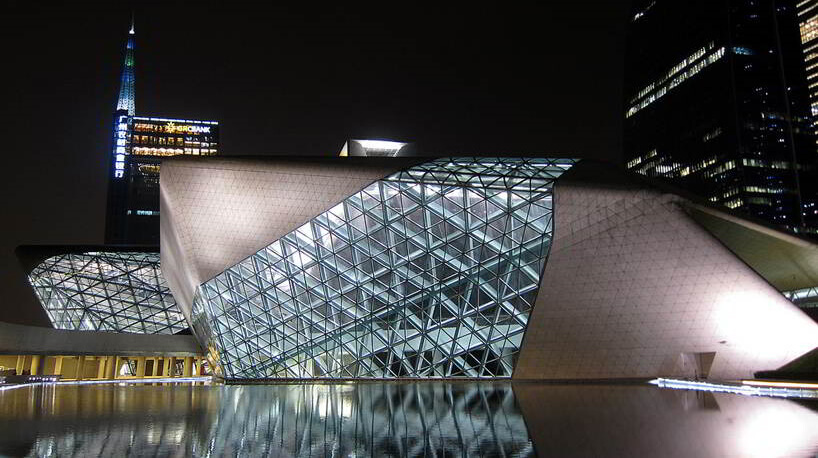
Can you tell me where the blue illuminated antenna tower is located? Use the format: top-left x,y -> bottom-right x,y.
116,16 -> 136,116
111,17 -> 135,180
105,18 -> 137,243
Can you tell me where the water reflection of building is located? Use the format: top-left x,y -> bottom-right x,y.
2,383 -> 818,457
0,383 -> 532,457
209,383 -> 532,456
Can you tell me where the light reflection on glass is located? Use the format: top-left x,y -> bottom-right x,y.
0,382 -> 816,457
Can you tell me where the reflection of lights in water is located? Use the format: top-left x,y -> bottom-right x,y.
341,396 -> 353,418
170,426 -> 185,445
146,425 -> 160,445
0,384 -> 29,392
55,376 -> 210,386
737,404 -> 818,458
649,378 -> 818,399
6,382 -> 818,457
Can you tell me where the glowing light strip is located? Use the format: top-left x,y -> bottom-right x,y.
356,140 -> 407,151
0,384 -> 32,392
626,46 -> 726,118
132,116 -> 218,125
0,376 -> 211,391
649,378 -> 818,399
56,376 -> 211,386
742,379 -> 818,389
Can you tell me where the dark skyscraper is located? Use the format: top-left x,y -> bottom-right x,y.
624,0 -> 816,232
105,20 -> 219,245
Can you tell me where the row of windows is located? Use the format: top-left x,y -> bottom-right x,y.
716,186 -> 787,202
800,16 -> 818,44
702,160 -> 736,179
679,156 -> 720,177
625,148 -> 657,169
702,127 -> 722,143
741,158 -> 791,169
626,46 -> 726,118
132,146 -> 218,157
132,135 -> 216,147
126,209 -> 160,216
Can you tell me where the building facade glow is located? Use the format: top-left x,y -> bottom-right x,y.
188,158 -> 575,379
27,252 -> 186,335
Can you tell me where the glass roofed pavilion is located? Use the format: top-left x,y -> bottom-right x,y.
17,246 -> 186,335
160,156 -> 818,381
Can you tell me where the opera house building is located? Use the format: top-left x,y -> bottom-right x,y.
18,156 -> 818,381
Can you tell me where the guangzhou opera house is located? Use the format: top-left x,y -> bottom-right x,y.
19,156 -> 818,381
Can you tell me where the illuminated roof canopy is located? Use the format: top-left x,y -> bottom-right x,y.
27,251 -> 186,335
339,139 -> 411,157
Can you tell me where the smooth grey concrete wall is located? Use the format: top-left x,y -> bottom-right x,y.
0,322 -> 202,356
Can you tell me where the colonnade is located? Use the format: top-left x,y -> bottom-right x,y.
0,354 -> 207,380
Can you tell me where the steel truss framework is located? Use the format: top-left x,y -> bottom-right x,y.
193,157 -> 575,378
29,252 -> 186,334
784,286 -> 818,309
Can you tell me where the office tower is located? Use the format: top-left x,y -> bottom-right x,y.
624,0 -> 816,231
797,0 -> 818,224
105,20 -> 219,244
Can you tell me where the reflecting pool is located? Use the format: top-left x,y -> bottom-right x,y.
0,381 -> 817,457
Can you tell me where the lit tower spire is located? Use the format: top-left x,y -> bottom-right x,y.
116,19 -> 135,116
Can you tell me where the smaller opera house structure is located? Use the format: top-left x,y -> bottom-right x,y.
20,156 -> 818,381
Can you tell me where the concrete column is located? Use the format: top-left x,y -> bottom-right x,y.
136,357 -> 146,378
75,356 -> 86,380
113,356 -> 122,379
15,355 -> 25,375
53,356 -> 64,376
162,357 -> 172,377
105,356 -> 116,379
30,355 -> 41,375
96,357 -> 107,379
152,357 -> 160,376
183,357 -> 193,377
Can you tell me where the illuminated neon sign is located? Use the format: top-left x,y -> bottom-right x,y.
165,122 -> 211,134
113,115 -> 129,178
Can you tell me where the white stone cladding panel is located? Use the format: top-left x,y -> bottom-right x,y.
515,181 -> 818,380
160,158 -> 405,318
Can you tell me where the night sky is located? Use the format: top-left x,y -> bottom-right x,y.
0,2 -> 630,326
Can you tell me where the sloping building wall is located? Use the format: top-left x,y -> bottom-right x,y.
514,170 -> 818,380
160,157 -> 414,319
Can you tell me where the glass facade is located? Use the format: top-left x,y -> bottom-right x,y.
783,285 -> 818,322
28,252 -> 186,334
191,158 -> 575,379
